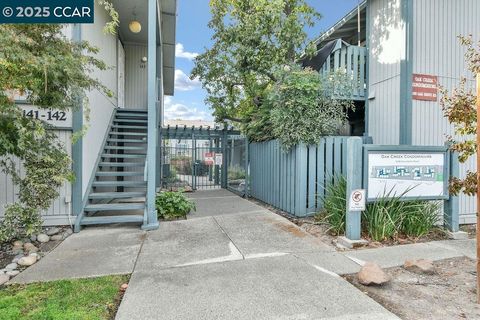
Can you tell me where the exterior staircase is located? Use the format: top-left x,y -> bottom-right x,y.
75,109 -> 149,231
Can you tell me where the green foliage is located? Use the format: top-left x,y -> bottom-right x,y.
155,191 -> 196,220
399,201 -> 440,238
0,204 -> 42,243
192,0 -> 320,124
228,165 -> 246,180
0,8 -> 118,241
440,35 -> 480,196
269,66 -> 353,150
316,177 -> 440,241
316,175 -> 347,235
363,192 -> 440,241
165,166 -> 180,184
0,275 -> 128,319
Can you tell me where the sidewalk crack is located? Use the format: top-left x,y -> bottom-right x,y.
212,216 -> 245,259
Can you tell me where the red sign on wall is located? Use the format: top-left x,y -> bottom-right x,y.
412,74 -> 438,101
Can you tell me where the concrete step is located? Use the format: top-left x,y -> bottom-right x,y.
112,125 -> 147,130
101,153 -> 146,159
92,181 -> 147,187
104,146 -> 147,151
80,215 -> 144,225
107,138 -> 147,143
109,132 -> 147,137
88,192 -> 146,200
114,119 -> 148,124
84,203 -> 145,212
116,109 -> 147,113
99,162 -> 145,167
95,171 -> 144,177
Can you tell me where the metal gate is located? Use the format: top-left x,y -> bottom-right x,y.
161,140 -> 224,191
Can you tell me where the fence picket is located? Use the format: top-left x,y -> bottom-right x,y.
250,137 -> 351,217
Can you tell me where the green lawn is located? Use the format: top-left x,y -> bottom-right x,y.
0,275 -> 129,320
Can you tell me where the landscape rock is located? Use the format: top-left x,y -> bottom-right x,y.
50,235 -> 63,241
30,235 -> 37,242
46,227 -> 60,236
358,262 -> 390,286
5,263 -> 17,271
6,270 -> 20,277
18,255 -> 37,267
64,228 -> 73,237
12,254 -> 24,263
30,253 -> 39,259
37,233 -> 50,243
24,243 -> 38,253
404,259 -> 435,275
12,240 -> 23,247
0,274 -> 10,286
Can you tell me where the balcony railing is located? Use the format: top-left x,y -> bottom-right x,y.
320,42 -> 367,101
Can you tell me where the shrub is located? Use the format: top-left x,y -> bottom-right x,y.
399,200 -> 440,238
0,204 -> 42,243
155,190 -> 196,220
269,66 -> 354,151
317,176 -> 441,241
228,165 -> 246,180
316,175 -> 346,235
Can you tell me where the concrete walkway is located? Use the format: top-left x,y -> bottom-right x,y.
11,189 -> 476,319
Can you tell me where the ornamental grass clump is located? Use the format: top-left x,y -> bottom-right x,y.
316,176 -> 441,241
155,190 -> 196,220
316,175 -> 347,235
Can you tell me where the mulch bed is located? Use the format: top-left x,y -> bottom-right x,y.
344,257 -> 480,319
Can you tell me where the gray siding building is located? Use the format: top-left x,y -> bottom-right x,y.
310,0 -> 480,223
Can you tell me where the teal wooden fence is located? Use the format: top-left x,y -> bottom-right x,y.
249,137 -> 351,217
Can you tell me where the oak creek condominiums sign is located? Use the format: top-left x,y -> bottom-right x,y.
412,74 -> 438,101
0,0 -> 94,24
365,147 -> 448,201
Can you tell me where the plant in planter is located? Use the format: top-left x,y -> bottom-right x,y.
155,190 -> 196,220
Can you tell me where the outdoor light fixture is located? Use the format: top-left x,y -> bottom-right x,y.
141,57 -> 148,63
129,7 -> 141,33
129,20 -> 142,33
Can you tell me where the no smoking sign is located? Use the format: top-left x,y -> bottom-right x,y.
349,189 -> 366,211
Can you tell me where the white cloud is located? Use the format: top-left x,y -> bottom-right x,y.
175,69 -> 201,91
164,97 -> 212,121
175,43 -> 199,60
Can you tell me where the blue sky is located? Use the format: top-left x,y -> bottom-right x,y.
166,0 -> 361,121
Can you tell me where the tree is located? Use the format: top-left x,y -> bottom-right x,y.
270,66 -> 353,150
0,2 -> 118,241
441,36 -> 480,196
191,0 -> 320,126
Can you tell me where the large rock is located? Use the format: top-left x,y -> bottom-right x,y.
5,263 -> 17,271
6,270 -> 20,277
50,235 -> 63,241
357,262 -> 390,286
0,274 -> 10,286
404,259 -> 435,275
18,255 -> 37,267
37,233 -> 50,243
24,243 -> 38,253
12,240 -> 23,247
46,227 -> 60,236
